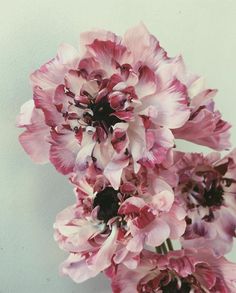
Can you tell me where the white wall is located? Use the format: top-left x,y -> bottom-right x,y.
0,0 -> 236,292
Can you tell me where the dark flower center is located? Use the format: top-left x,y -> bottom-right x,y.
192,179 -> 224,208
161,278 -> 192,293
203,181 -> 224,207
64,77 -> 124,135
89,98 -> 122,130
93,187 -> 120,222
141,275 -> 195,293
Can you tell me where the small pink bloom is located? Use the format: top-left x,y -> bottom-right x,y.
172,150 -> 236,255
108,249 -> 236,293
54,168 -> 145,283
54,165 -> 186,283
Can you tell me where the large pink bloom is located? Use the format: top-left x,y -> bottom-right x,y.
171,149 -> 236,256
108,249 -> 236,293
17,23 -> 190,188
54,166 -> 186,283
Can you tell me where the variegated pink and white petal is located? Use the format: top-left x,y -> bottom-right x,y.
124,23 -> 168,70
17,100 -> 50,163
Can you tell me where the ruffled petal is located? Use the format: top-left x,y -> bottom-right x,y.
141,79 -> 190,128
173,107 -> 231,150
103,153 -> 129,190
33,86 -> 62,127
135,66 -> 157,98
145,219 -> 170,247
50,130 -> 81,174
60,254 -> 99,283
124,22 -> 168,70
30,43 -> 79,93
17,100 -> 50,163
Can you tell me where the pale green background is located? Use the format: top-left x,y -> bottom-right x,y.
0,0 -> 236,292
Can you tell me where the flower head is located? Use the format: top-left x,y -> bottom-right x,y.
172,149 -> 236,255
108,249 -> 236,293
17,23 -> 190,188
54,166 -> 186,282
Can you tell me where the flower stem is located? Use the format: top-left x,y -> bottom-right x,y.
155,246 -> 162,254
166,238 -> 173,251
156,240 -> 173,255
161,242 -> 168,254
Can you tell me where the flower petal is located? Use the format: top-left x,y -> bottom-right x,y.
124,22 -> 168,70
50,130 -> 81,174
17,100 -> 50,163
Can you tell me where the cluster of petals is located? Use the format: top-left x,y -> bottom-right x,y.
167,149 -> 236,256
17,23 -> 236,292
108,248 -> 236,292
17,23 -> 231,190
54,165 -> 186,283
171,65 -> 231,151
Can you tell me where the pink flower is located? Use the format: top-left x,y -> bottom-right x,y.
17,23 -> 235,292
172,149 -> 236,255
54,168 -> 144,283
17,23 -> 190,188
108,249 -> 236,293
170,57 -> 231,150
54,166 -> 186,283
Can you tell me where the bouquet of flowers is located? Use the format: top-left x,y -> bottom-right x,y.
17,23 -> 236,292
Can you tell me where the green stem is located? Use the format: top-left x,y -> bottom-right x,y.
155,246 -> 162,254
161,242 -> 168,254
166,238 -> 174,251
